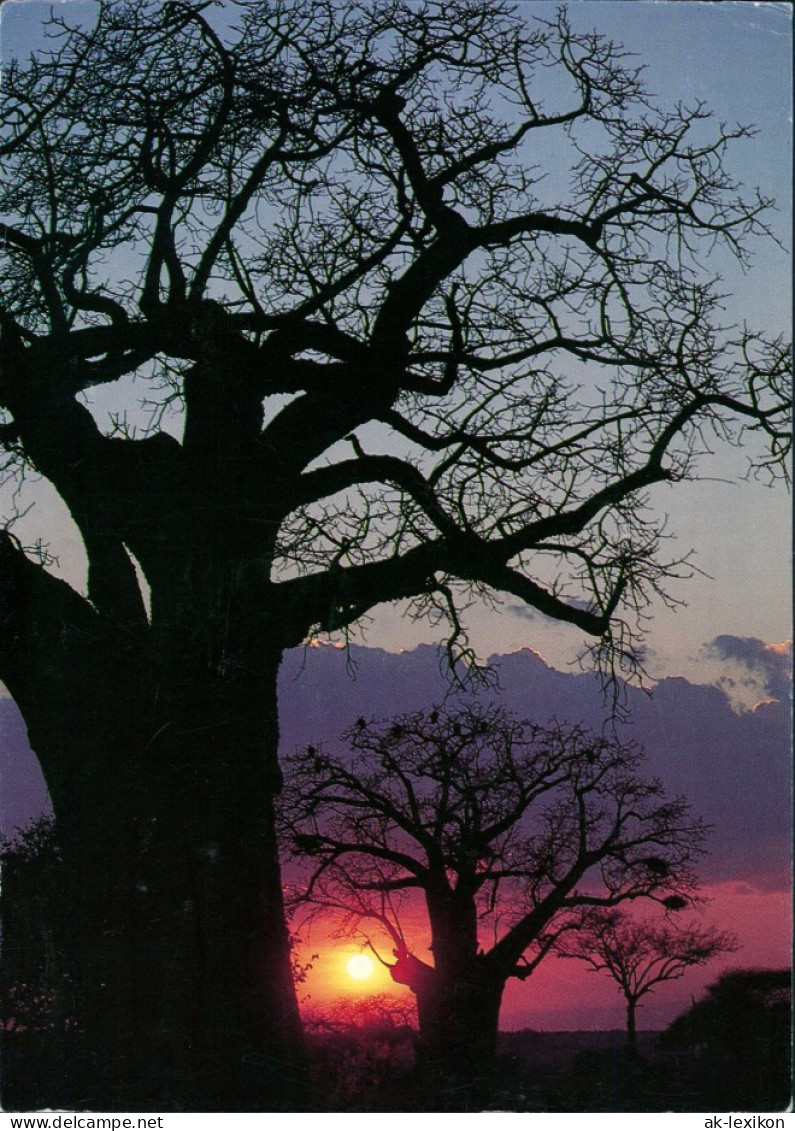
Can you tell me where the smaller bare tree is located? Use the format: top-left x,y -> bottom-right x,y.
281,704 -> 709,1104
555,909 -> 738,1051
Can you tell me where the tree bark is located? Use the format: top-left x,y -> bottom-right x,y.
412,963 -> 505,1110
626,997 -> 639,1054
0,636 -> 305,1111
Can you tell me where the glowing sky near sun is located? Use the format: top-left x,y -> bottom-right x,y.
294,880 -> 792,1033
347,955 -> 376,981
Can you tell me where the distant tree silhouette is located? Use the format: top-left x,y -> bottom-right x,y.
661,968 -> 792,1108
0,820 -> 75,1108
304,994 -> 417,1035
0,0 -> 789,1108
554,908 -> 738,1050
0,821 -> 64,1032
662,967 -> 791,1057
282,704 -> 709,1106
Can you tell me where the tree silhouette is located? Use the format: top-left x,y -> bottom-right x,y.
661,969 -> 792,1108
0,821 -> 67,1033
281,704 -> 709,1105
0,0 -> 789,1109
554,908 -> 738,1051
0,820 -> 79,1108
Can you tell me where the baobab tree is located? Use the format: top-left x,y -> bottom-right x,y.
281,705 -> 709,1105
0,0 -> 789,1109
554,909 -> 738,1051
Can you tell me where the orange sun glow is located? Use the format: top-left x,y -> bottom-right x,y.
346,954 -> 375,981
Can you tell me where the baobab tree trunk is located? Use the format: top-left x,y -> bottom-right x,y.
112,659 -> 305,1111
0,593 -> 305,1111
0,463 -> 309,1109
395,954 -> 505,1110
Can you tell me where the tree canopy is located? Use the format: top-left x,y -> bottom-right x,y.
283,705 -> 708,968
0,0 -> 789,684
660,967 -> 792,1109
554,907 -> 738,1046
662,967 -> 792,1057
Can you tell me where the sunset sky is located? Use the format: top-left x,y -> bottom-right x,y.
279,642 -> 791,1032
292,882 -> 791,1032
0,0 -> 791,1035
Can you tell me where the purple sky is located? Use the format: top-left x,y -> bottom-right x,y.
275,642 -> 791,1030
4,639 -> 789,1029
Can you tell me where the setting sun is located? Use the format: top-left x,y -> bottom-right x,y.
346,954 -> 375,981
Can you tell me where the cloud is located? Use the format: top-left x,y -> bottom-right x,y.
505,604 -> 536,622
704,636 -> 792,702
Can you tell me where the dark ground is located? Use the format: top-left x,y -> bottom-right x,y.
305,1026 -> 793,1113
2,1025 -> 789,1112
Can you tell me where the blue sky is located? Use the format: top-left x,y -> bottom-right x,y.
337,0 -> 794,681
0,0 -> 791,688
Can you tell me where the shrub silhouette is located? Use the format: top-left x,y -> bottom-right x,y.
661,968 -> 792,1109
